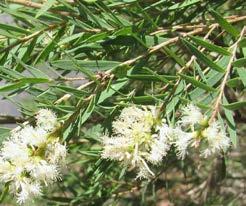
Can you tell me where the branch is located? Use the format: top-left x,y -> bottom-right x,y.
54,80 -> 94,104
0,23 -> 65,53
6,0 -> 76,17
159,25 -> 217,112
117,15 -> 246,69
151,15 -> 246,35
0,115 -> 25,124
210,26 -> 246,122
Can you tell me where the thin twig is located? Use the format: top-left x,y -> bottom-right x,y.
54,81 -> 94,104
0,23 -> 65,53
151,15 -> 246,35
7,0 -> 75,17
159,26 -> 217,112
59,77 -> 86,81
210,26 -> 245,122
117,15 -> 246,69
0,115 -> 25,124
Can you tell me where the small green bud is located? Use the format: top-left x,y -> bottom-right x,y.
199,117 -> 209,127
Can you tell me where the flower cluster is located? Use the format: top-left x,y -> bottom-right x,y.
0,109 -> 67,204
101,104 -> 231,178
101,106 -> 170,179
174,104 -> 231,159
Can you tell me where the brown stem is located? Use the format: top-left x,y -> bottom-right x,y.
54,81 -> 94,104
0,115 -> 25,124
116,16 -> 246,69
159,26 -> 216,113
209,26 -> 245,123
6,0 -> 76,17
0,23 -> 65,53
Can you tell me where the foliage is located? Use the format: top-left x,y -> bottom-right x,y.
0,0 -> 245,205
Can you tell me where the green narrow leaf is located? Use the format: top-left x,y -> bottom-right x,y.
233,58 -> 246,67
0,78 -> 50,92
168,0 -> 200,10
0,127 -> 10,142
166,81 -> 184,114
35,0 -> 56,18
179,73 -> 216,92
143,68 -> 170,84
55,85 -> 89,97
0,66 -> 24,79
239,38 -> 246,47
19,78 -> 51,84
223,96 -> 237,147
0,182 -> 10,203
0,52 -> 9,65
210,9 -> 240,38
0,23 -> 31,34
34,27 -> 65,64
223,101 -> 246,110
237,68 -> 246,87
16,37 -> 37,72
0,82 -> 26,92
163,46 -> 186,66
117,94 -> 167,104
98,78 -> 127,103
227,77 -> 243,88
182,39 -> 225,72
189,35 -> 231,56
81,95 -> 96,124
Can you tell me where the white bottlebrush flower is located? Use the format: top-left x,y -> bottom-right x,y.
14,179 -> 42,204
179,104 -> 204,128
172,127 -> 194,159
101,136 -> 133,162
201,121 -> 231,157
101,105 -> 171,178
36,109 -> 58,131
30,161 -> 60,185
46,142 -> 67,164
0,109 -> 66,204
17,125 -> 48,147
1,140 -> 29,163
146,124 -> 172,164
0,158 -> 14,182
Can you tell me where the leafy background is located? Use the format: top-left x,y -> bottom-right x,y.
0,0 -> 245,205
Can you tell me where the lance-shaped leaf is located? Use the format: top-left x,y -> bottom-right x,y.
189,35 -> 231,56
0,82 -> 26,92
179,73 -> 216,92
237,68 -> 246,87
98,78 -> 128,103
117,94 -> 167,104
182,39 -> 225,73
0,127 -> 10,142
233,58 -> 246,67
0,23 -> 31,35
210,9 -> 240,38
223,96 -> 237,147
143,67 -> 170,84
51,60 -> 121,71
0,182 -> 10,203
80,95 -> 96,125
0,78 -> 50,92
34,27 -> 66,64
35,0 -> 56,18
239,38 -> 246,47
15,37 -> 37,72
223,101 -> 246,110
168,0 -> 200,10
